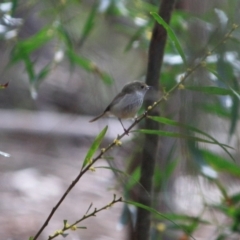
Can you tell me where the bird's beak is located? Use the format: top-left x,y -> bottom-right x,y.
147,85 -> 151,90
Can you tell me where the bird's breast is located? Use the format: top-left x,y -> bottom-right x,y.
110,92 -> 144,119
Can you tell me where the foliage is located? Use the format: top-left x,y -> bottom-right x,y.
1,0 -> 240,240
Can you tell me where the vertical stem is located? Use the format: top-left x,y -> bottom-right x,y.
134,0 -> 176,239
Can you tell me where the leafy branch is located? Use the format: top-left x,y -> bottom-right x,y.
32,20 -> 238,240
47,194 -> 122,240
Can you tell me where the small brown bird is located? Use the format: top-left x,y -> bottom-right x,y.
89,81 -> 150,133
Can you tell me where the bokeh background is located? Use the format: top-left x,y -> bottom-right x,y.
0,0 -> 240,239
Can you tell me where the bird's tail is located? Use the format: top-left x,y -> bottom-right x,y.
89,112 -> 105,122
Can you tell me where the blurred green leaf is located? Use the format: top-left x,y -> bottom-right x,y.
11,0 -> 18,15
23,55 -> 35,82
230,193 -> 240,205
125,200 -> 197,237
155,213 -> 209,224
185,86 -> 233,95
66,49 -> 113,84
96,165 -> 142,193
125,21 -> 152,52
151,12 -> 186,65
97,71 -> 114,85
125,167 -> 140,191
63,219 -> 68,227
11,27 -> 53,63
79,1 -> 99,47
201,150 -> 240,177
56,25 -> 73,49
229,77 -> 239,137
34,64 -> 52,86
164,158 -> 178,180
200,103 -> 230,118
82,126 -> 108,168
137,129 -> 232,148
67,49 -> 94,71
77,226 -> 87,229
148,116 -> 234,161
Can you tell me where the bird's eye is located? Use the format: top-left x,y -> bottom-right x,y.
140,85 -> 144,89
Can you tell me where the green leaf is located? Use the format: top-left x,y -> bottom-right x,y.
98,71 -> 114,85
229,77 -> 239,137
154,213 -> 209,224
79,1 -> 99,47
82,126 -> 108,168
230,193 -> 240,205
164,158 -> 179,180
11,0 -> 18,15
66,49 -> 113,85
124,200 -> 196,238
125,167 -> 141,191
28,237 -> 34,240
95,166 -> 141,192
35,64 -> 52,85
23,55 -> 35,82
56,25 -> 73,49
201,150 -> 240,177
148,116 -> 235,161
185,86 -> 233,95
11,27 -> 53,63
67,49 -> 94,72
125,21 -> 153,52
77,226 -> 87,229
200,103 -> 230,118
63,219 -> 68,227
150,12 -> 186,65
136,129 -> 232,149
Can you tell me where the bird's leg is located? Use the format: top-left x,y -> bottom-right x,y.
118,118 -> 129,135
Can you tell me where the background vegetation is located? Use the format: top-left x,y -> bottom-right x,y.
1,0 -> 240,239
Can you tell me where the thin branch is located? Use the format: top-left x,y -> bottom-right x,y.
32,24 -> 238,240
48,194 -> 122,240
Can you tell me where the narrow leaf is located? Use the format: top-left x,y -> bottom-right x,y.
201,150 -> 240,177
185,86 -> 233,95
34,64 -> 52,86
66,49 -> 113,84
148,116 -> 235,161
136,129 -> 232,148
77,226 -> 87,229
56,25 -> 73,49
63,219 -> 68,227
67,49 -> 94,72
82,126 -> 108,168
229,77 -> 239,137
23,55 -> 35,82
125,200 -> 196,239
11,27 -> 52,62
85,203 -> 93,215
79,1 -> 99,47
151,12 -> 186,65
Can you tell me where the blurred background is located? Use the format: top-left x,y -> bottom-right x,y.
0,0 -> 240,239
